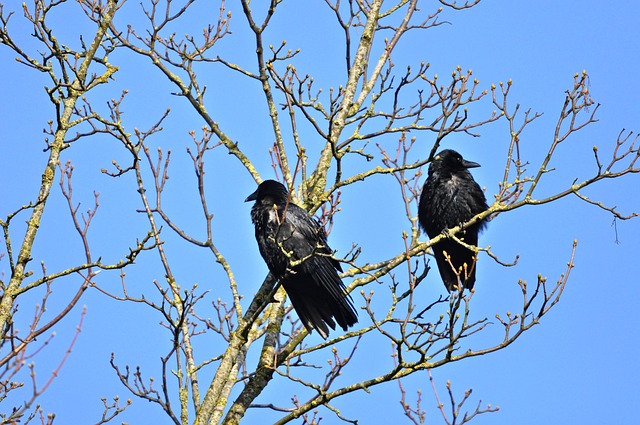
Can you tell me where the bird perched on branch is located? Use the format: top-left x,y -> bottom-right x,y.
418,149 -> 489,291
245,180 -> 358,339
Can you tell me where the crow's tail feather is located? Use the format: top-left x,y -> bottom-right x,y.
433,238 -> 478,292
282,270 -> 358,339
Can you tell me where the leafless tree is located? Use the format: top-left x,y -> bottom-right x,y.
0,0 -> 638,424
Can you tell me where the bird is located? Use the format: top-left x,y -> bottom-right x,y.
245,180 -> 358,339
418,149 -> 489,291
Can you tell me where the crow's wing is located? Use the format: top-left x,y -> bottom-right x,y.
275,204 -> 357,337
277,204 -> 343,272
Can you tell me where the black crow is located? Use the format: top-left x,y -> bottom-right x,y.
245,180 -> 358,339
418,150 -> 489,291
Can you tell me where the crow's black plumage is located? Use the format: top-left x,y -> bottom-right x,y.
245,180 -> 358,339
418,150 -> 489,291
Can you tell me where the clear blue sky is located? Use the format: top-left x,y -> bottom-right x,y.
1,1 -> 639,424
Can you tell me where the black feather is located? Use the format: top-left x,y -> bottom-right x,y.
245,180 -> 358,339
418,150 -> 489,291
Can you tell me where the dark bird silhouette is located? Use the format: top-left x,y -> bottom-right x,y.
245,180 -> 358,339
418,150 -> 489,291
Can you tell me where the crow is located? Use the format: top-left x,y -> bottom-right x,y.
245,180 -> 358,339
418,149 -> 489,291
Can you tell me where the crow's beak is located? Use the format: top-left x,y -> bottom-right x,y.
245,189 -> 258,202
462,159 -> 481,169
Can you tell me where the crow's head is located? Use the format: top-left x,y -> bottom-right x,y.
431,149 -> 481,173
245,179 -> 290,204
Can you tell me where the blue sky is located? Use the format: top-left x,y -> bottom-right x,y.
1,1 -> 639,424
